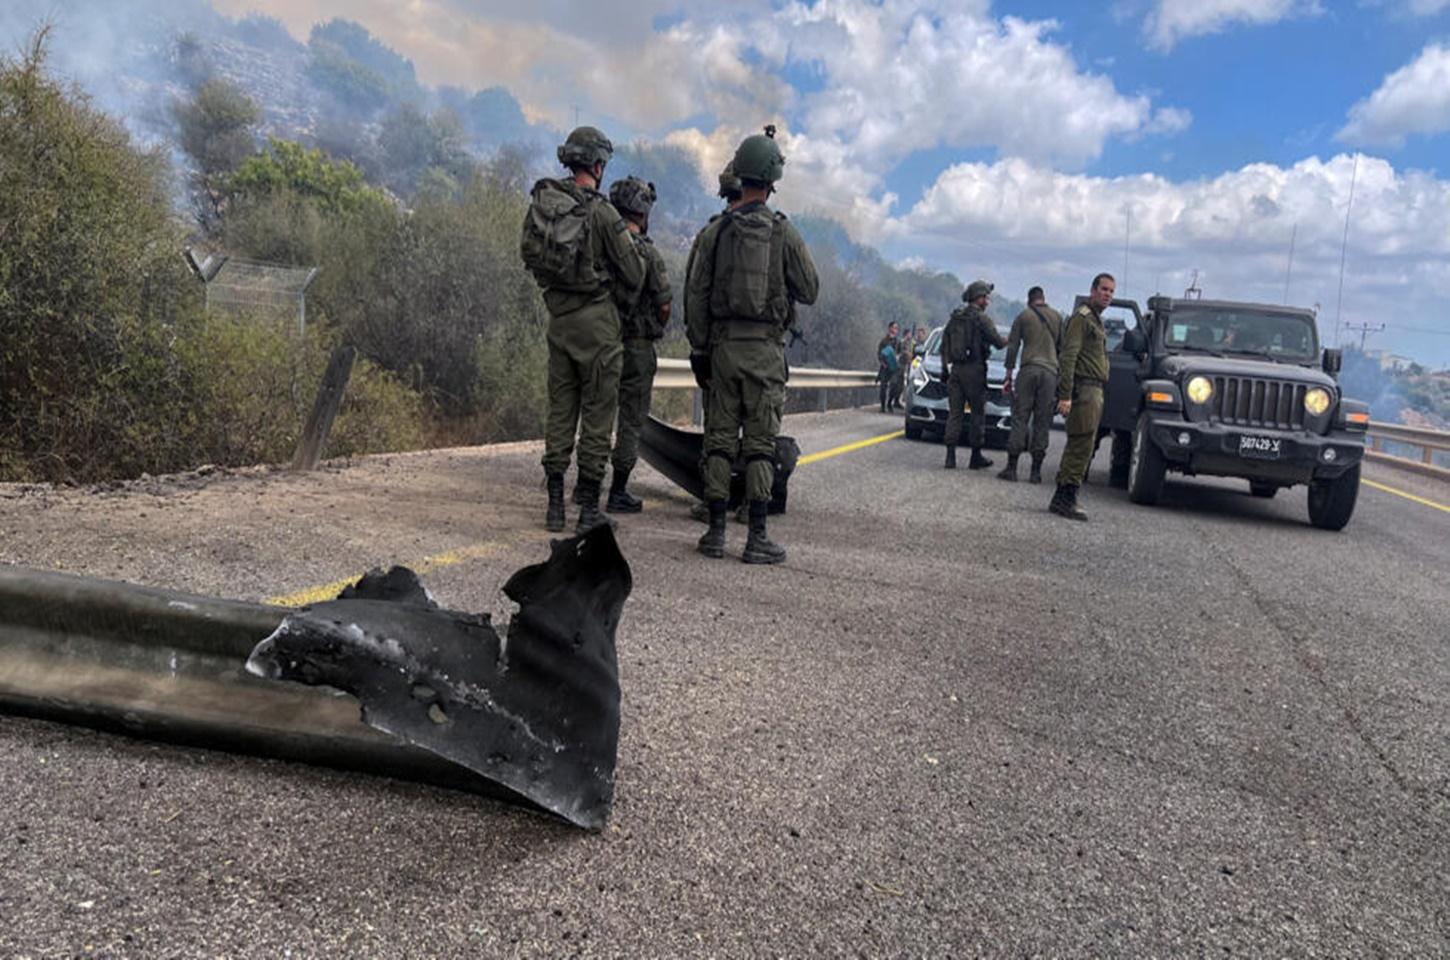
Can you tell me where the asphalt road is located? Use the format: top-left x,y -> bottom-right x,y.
1,409 -> 1447,957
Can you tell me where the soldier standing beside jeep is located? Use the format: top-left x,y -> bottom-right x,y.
1050,273 -> 1114,520
605,176 -> 672,514
999,285 -> 1062,484
941,280 -> 1008,470
520,126 -> 645,534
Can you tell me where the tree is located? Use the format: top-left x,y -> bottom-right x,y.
172,76 -> 259,229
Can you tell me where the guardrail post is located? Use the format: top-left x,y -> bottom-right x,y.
819,388 -> 828,413
1425,445 -> 1434,465
1369,436 -> 1381,452
292,345 -> 356,471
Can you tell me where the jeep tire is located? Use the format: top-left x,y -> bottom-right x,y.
1308,464 -> 1359,531
1128,414 -> 1167,505
1109,430 -> 1132,489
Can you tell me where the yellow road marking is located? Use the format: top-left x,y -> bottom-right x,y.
268,427 -> 906,605
265,541 -> 511,607
799,430 -> 905,466
1362,478 -> 1450,515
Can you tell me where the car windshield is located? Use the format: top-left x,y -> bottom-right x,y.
1164,308 -> 1318,362
923,329 -> 943,356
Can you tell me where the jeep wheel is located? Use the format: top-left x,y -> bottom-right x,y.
1128,415 -> 1166,505
1109,430 -> 1132,488
1308,464 -> 1359,531
1249,481 -> 1278,499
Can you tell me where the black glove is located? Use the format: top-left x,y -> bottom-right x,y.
689,352 -> 711,390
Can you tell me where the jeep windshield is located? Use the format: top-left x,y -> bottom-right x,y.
1164,308 -> 1318,363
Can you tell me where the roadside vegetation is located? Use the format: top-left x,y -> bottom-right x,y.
1,24 -> 979,483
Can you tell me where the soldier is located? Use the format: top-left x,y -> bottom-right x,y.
519,126 -> 644,533
940,280 -> 1008,469
998,286 -> 1062,484
686,126 -> 820,564
605,176 -> 672,513
1050,272 -> 1115,520
877,321 -> 901,412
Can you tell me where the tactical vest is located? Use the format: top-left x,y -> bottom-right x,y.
520,178 -> 604,294
708,205 -> 789,328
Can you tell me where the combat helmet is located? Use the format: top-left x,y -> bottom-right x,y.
557,126 -> 614,170
717,160 -> 742,200
609,176 -> 657,218
963,280 -> 994,302
732,124 -> 786,186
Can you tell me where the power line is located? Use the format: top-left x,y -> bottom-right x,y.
1333,154 -> 1359,347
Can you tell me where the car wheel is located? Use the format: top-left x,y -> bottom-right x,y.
1308,464 -> 1359,531
1109,430 -> 1131,489
1127,414 -> 1167,505
1249,481 -> 1278,499
904,417 -> 923,440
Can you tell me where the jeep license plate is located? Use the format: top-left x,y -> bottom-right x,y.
1238,435 -> 1281,460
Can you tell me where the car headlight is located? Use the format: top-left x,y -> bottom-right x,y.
910,365 -> 928,390
1304,387 -> 1331,416
1185,376 -> 1213,405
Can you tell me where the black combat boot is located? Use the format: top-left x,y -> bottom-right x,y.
697,500 -> 727,558
544,472 -> 566,532
968,447 -> 994,470
742,500 -> 786,565
1049,484 -> 1088,521
996,455 -> 1019,481
574,478 -> 609,534
944,446 -> 957,469
606,468 -> 642,513
1029,455 -> 1044,484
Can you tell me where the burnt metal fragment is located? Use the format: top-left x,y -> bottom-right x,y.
638,415 -> 799,513
0,526 -> 631,830
247,524 -> 630,830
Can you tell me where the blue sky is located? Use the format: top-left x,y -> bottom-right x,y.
13,0 -> 1449,364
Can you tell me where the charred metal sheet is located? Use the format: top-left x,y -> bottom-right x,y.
638,415 -> 799,513
247,525 -> 629,829
0,526 -> 631,830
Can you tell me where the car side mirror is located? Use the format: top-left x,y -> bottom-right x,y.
1322,347 -> 1342,376
1123,326 -> 1148,358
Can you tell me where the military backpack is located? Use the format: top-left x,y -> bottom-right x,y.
520,178 -> 602,293
708,205 -> 789,326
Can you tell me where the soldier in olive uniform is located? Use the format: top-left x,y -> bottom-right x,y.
1051,273 -> 1115,520
687,126 -> 820,564
940,280 -> 1008,470
520,126 -> 644,533
999,286 -> 1062,484
605,177 -> 672,513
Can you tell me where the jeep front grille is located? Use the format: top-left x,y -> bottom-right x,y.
1209,377 -> 1307,429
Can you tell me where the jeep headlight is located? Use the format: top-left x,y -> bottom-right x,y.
1304,387 -> 1331,416
1185,376 -> 1213,405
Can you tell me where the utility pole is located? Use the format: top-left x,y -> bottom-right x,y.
1344,321 -> 1385,352
1334,155 -> 1359,347
1283,222 -> 1297,304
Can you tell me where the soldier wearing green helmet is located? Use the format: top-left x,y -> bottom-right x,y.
604,176 -> 673,513
686,126 -> 820,564
520,125 -> 644,533
940,279 -> 1008,469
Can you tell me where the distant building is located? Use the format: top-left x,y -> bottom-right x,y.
1378,353 -> 1414,373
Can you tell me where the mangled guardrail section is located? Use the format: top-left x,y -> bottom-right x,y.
0,526 -> 631,830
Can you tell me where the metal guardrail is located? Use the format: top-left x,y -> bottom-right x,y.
654,358 -> 877,391
1365,420 -> 1450,481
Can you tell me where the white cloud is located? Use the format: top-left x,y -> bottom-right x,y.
880,153 -> 1450,355
1144,0 -> 1323,52
1338,44 -> 1450,147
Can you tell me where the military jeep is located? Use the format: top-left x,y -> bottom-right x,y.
1095,295 -> 1370,531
